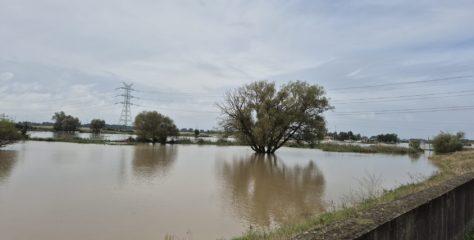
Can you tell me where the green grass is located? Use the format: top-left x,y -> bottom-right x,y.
233,149 -> 474,240
466,229 -> 474,240
317,143 -> 422,154
285,142 -> 423,155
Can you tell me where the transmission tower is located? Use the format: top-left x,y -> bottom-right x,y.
116,82 -> 136,129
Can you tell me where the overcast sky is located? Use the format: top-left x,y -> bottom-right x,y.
1,0 -> 473,139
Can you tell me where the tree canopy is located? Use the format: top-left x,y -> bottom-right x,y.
134,111 -> 179,144
432,131 -> 465,153
0,119 -> 22,148
372,133 -> 399,143
328,131 -> 364,141
52,111 -> 81,132
218,80 -> 332,154
90,119 -> 106,134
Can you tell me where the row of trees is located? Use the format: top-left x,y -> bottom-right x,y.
2,81 -> 470,155
49,111 -> 179,143
372,133 -> 399,143
328,131 -> 363,141
51,111 -> 106,134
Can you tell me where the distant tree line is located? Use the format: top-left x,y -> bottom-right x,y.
371,133 -> 399,143
327,131 -> 399,144
327,131 -> 363,141
179,128 -> 219,134
51,112 -> 107,134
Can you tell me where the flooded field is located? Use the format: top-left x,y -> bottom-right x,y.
0,141 -> 437,239
28,131 -> 136,141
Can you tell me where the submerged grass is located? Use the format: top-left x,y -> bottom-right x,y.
316,143 -> 422,154
284,142 -> 423,155
233,149 -> 474,240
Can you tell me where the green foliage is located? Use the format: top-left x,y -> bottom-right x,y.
466,229 -> 474,240
134,111 -> 179,144
15,121 -> 30,136
317,143 -> 419,154
194,129 -> 200,138
409,140 -> 422,152
432,131 -> 465,153
329,131 -> 364,141
218,80 -> 332,154
90,119 -> 106,134
0,119 -> 22,148
372,133 -> 399,143
52,111 -> 81,132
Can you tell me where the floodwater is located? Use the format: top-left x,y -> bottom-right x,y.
28,131 -> 230,143
0,141 -> 437,239
28,131 -> 135,141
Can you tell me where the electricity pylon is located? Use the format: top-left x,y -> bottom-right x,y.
116,82 -> 136,129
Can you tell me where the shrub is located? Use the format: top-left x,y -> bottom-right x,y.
432,132 -> 464,154
0,119 -> 22,148
409,140 -> 422,152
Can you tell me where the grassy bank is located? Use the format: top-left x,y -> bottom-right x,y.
316,143 -> 421,154
233,149 -> 474,240
285,142 -> 422,155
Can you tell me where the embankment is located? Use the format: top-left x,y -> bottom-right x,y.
294,172 -> 474,240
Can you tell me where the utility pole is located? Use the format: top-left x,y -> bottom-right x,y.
115,82 -> 136,129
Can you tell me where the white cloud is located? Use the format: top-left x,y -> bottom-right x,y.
0,72 -> 14,82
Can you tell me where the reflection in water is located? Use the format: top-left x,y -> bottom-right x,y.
408,153 -> 422,162
217,154 -> 325,229
0,150 -> 18,184
132,144 -> 177,180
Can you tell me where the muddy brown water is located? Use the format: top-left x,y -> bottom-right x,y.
0,141 -> 437,239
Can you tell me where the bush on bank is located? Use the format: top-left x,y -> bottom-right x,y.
432,131 -> 465,154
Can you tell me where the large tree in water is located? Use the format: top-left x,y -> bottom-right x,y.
218,81 -> 332,154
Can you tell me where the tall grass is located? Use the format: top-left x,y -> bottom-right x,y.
316,143 -> 421,154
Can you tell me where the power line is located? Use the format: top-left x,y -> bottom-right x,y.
333,105 -> 474,115
331,89 -> 474,103
328,75 -> 473,91
332,92 -> 474,105
135,104 -> 219,114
